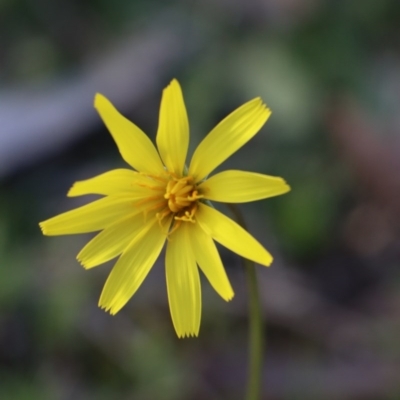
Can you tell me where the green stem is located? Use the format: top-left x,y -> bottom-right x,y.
227,204 -> 264,400
244,256 -> 264,400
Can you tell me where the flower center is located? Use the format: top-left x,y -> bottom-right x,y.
164,177 -> 194,212
131,173 -> 201,234
135,172 -> 203,233
160,175 -> 202,223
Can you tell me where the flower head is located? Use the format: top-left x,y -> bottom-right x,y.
40,79 -> 290,337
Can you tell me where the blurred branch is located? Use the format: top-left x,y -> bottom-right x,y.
0,18 -> 195,178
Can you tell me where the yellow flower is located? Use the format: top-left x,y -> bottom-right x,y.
40,79 -> 290,338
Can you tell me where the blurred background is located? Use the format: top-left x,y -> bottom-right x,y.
1,0 -> 400,399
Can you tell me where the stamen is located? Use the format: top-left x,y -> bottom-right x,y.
175,185 -> 194,196
187,190 -> 204,201
174,204 -> 197,223
175,197 -> 191,206
156,208 -> 171,222
156,208 -> 172,232
170,179 -> 188,194
134,172 -> 201,234
168,199 -> 180,213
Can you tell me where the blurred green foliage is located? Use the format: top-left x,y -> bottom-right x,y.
1,0 -> 400,399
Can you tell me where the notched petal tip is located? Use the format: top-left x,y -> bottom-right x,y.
262,255 -> 273,267
258,100 -> 272,117
275,180 -> 291,196
177,330 -> 199,339
225,292 -> 235,302
250,97 -> 271,113
67,183 -> 78,197
169,78 -> 180,87
76,255 -> 92,270
98,302 -> 118,316
94,92 -> 106,108
261,104 -> 272,118
39,221 -> 56,236
162,79 -> 181,97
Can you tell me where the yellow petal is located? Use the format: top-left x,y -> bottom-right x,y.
77,211 -> 153,269
39,195 -> 139,235
199,170 -> 290,203
189,222 -> 234,301
68,169 -> 149,197
99,217 -> 169,314
196,203 -> 273,266
166,223 -> 201,338
156,79 -> 189,175
94,94 -> 164,174
189,98 -> 271,181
